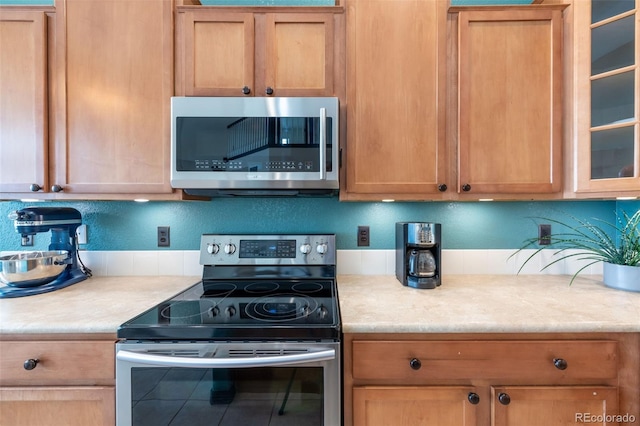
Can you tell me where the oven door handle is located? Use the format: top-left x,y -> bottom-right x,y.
116,348 -> 335,368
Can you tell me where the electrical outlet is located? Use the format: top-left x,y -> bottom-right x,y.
21,235 -> 34,246
158,226 -> 170,247
538,224 -> 551,245
76,224 -> 88,245
357,226 -> 370,247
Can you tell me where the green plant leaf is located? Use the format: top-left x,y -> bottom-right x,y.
509,209 -> 640,284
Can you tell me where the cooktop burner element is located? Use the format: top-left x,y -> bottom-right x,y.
117,234 -> 339,341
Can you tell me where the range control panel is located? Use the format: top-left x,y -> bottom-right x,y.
199,234 -> 336,266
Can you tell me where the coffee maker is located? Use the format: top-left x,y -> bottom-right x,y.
396,222 -> 441,289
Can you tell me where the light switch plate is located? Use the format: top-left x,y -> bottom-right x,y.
76,225 -> 88,245
158,226 -> 170,247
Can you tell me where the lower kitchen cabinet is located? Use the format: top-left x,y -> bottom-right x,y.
0,337 -> 115,426
491,386 -> 618,426
354,386 -> 478,426
344,333 -> 639,426
0,387 -> 114,426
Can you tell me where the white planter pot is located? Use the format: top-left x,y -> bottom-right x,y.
603,262 -> 640,292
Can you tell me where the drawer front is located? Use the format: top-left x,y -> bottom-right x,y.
0,341 -> 114,385
352,340 -> 618,382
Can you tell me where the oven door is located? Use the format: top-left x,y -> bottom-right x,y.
116,341 -> 340,426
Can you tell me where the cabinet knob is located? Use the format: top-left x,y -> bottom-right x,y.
51,184 -> 64,192
29,184 -> 42,192
265,87 -> 274,96
498,392 -> 511,405
553,358 -> 568,370
467,392 -> 480,405
461,183 -> 471,192
409,358 -> 422,370
242,86 -> 251,95
437,184 -> 447,192
23,358 -> 39,370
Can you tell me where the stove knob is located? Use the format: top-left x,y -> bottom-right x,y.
207,243 -> 220,255
299,244 -> 311,254
209,306 -> 220,317
317,305 -> 329,319
225,306 -> 236,318
316,243 -> 328,255
300,304 -> 311,316
224,243 -> 236,255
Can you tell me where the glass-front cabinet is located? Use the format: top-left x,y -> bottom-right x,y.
574,0 -> 639,194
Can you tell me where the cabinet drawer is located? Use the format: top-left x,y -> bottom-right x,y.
352,340 -> 617,382
0,341 -> 114,385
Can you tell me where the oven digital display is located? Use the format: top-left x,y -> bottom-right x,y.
239,239 -> 297,258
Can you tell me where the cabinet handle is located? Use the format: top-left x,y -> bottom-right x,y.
553,358 -> 568,370
409,358 -> 422,370
51,184 -> 64,192
241,86 -> 251,95
265,87 -> 274,96
498,392 -> 511,405
23,358 -> 39,370
461,183 -> 471,192
437,184 -> 447,192
29,184 -> 42,192
467,392 -> 480,405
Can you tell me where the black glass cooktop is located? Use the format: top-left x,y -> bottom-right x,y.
117,278 -> 340,341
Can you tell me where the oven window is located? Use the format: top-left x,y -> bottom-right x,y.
130,366 -> 323,425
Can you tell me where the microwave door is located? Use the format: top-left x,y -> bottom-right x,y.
170,97 -> 339,193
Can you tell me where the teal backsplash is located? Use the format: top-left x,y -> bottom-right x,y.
1,199 -> 638,252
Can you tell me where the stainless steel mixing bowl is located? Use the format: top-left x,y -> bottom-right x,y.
0,251 -> 69,287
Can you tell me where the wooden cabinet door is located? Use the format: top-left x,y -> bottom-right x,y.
180,11 -> 255,96
457,7 -> 563,195
52,0 -> 173,195
0,387 -> 114,426
261,12 -> 335,97
353,386 -> 478,426
343,0 -> 448,200
573,1 -> 640,195
492,386 -> 618,426
178,9 -> 338,97
0,10 -> 48,194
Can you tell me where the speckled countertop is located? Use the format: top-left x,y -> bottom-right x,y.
1,274 -> 639,336
338,274 -> 640,333
0,276 -> 200,336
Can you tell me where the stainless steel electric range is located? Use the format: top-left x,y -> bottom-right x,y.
116,234 -> 341,426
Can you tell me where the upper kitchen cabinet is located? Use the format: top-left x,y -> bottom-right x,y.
175,7 -> 345,97
0,9 -> 50,194
572,0 -> 640,196
342,0 -> 448,201
0,0 -> 177,200
452,5 -> 565,197
51,0 -> 174,197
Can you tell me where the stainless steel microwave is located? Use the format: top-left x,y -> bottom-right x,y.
171,97 -> 339,196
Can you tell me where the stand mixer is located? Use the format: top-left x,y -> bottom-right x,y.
0,207 -> 90,298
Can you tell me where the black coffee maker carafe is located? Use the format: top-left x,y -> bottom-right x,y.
396,222 -> 441,289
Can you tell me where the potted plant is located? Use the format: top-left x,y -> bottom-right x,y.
511,209 -> 640,292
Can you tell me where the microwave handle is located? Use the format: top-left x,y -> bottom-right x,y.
117,348 -> 335,368
319,107 -> 327,180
